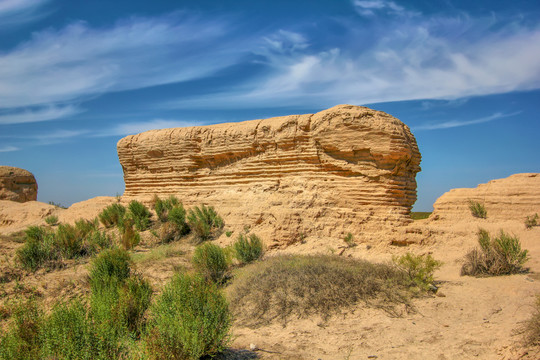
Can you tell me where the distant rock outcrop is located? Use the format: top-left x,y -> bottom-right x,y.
431,173 -> 540,221
117,105 -> 421,245
0,166 -> 38,202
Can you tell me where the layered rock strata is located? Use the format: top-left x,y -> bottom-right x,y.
0,166 -> 38,202
117,105 -> 421,245
431,173 -> 540,221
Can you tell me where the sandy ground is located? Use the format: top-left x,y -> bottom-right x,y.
1,201 -> 539,360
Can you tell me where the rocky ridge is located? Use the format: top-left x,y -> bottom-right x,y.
0,166 -> 38,203
117,105 -> 421,245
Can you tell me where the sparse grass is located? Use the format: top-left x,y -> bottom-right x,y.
144,273 -> 231,360
44,215 -> 59,226
192,242 -> 229,284
99,203 -> 126,228
228,254 -> 413,327
187,205 -> 224,243
16,227 -> 59,272
525,213 -> 539,229
461,229 -> 529,276
233,233 -> 264,265
469,200 -> 487,219
132,243 -> 185,264
410,212 -> 431,220
393,253 -> 442,292
343,232 -> 356,248
127,200 -> 152,231
523,295 -> 540,348
119,217 -> 141,250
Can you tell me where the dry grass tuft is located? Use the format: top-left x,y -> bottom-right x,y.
523,296 -> 540,348
227,254 -> 413,327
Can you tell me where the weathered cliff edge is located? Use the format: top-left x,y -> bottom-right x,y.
0,166 -> 38,202
431,173 -> 540,221
117,105 -> 421,245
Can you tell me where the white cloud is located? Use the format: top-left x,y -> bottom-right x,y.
0,104 -> 82,124
352,0 -> 417,17
166,16 -> 540,110
0,14 -> 247,110
413,111 -> 521,131
95,119 -> 201,137
0,145 -> 19,152
0,0 -> 50,27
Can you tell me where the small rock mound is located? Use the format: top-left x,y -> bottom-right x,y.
431,173 -> 540,221
0,166 -> 38,202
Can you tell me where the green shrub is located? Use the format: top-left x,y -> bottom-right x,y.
525,213 -> 539,229
343,232 -> 356,248
85,230 -> 114,255
233,233 -> 264,265
119,217 -> 141,250
0,299 -> 42,360
154,195 -> 180,223
16,227 -> 58,272
192,243 -> 228,284
89,248 -> 132,294
168,205 -> 189,235
144,273 -> 231,360
44,215 -> 59,226
127,201 -> 152,231
228,255 -> 411,327
74,218 -> 98,237
392,253 -> 442,291
461,229 -> 529,276
55,224 -> 84,259
468,200 -> 487,219
117,275 -> 152,336
187,205 -> 224,243
99,203 -> 126,228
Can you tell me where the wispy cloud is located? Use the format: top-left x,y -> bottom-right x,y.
0,0 -> 51,27
166,13 -> 540,110
352,0 -> 419,17
95,119 -> 201,137
413,111 -> 521,131
0,145 -> 19,152
0,13 -> 248,110
0,104 -> 82,124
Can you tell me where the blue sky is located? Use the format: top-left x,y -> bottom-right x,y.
0,0 -> 538,211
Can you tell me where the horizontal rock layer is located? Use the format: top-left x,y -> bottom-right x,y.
117,105 -> 421,245
0,166 -> 38,203
431,173 -> 540,221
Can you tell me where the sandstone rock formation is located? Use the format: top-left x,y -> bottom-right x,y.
117,105 -> 421,245
0,166 -> 38,202
431,173 -> 540,221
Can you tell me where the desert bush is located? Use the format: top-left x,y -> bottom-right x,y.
16,227 -> 58,272
0,299 -> 42,360
154,195 -> 180,222
144,273 -> 231,360
55,224 -> 84,259
461,229 -> 529,276
192,242 -> 229,284
119,217 -> 141,250
99,203 -> 126,228
85,230 -> 114,255
393,253 -> 442,291
233,233 -> 264,265
187,205 -> 224,243
523,295 -> 540,348
168,204 -> 189,234
343,232 -> 356,248
75,218 -> 98,237
127,200 -> 152,231
44,215 -> 59,226
468,200 -> 487,219
89,248 -> 132,294
117,275 -> 152,335
228,254 -> 411,327
525,213 -> 539,229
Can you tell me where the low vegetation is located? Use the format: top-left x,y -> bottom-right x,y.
343,232 -> 356,248
153,195 -> 180,223
44,215 -> 59,226
187,205 -> 224,243
228,254 -> 416,327
461,229 -> 529,276
99,203 -> 126,228
393,253 -> 442,292
523,295 -> 540,348
410,212 -> 431,220
127,200 -> 152,231
145,273 -> 231,360
525,213 -> 539,229
468,200 -> 487,219
233,233 -> 264,264
192,242 -> 229,284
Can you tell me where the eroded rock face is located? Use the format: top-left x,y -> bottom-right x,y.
431,173 -> 540,221
117,105 -> 421,245
0,166 -> 38,202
